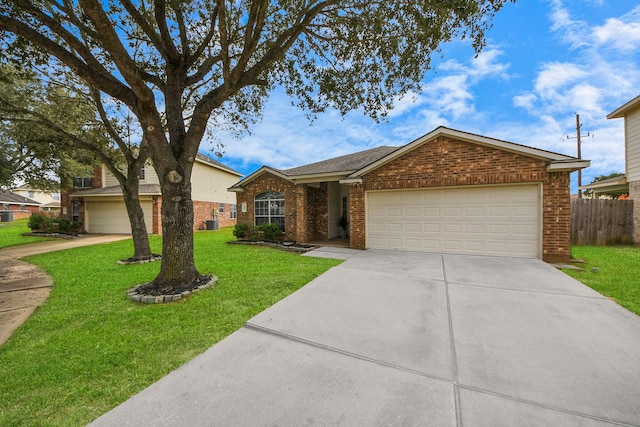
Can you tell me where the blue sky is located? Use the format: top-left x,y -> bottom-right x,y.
209,0 -> 640,194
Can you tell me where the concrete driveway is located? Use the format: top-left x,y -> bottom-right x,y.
90,248 -> 640,426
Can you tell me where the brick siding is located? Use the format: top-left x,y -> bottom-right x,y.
236,174 -> 299,241
236,136 -> 573,263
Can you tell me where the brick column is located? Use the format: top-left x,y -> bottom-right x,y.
349,183 -> 365,249
629,180 -> 640,243
542,172 -> 571,264
295,184 -> 308,243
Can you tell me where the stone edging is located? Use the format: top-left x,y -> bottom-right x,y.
117,254 -> 162,265
227,240 -> 318,253
127,276 -> 217,304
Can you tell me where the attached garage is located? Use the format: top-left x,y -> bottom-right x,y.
366,184 -> 540,258
85,199 -> 153,234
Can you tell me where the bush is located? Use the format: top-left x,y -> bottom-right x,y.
233,223 -> 250,239
257,223 -> 283,241
27,214 -> 82,234
28,214 -> 45,231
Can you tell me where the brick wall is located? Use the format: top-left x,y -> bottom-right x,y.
236,174 -> 298,241
542,172 -> 571,263
307,183 -> 329,241
193,200 -> 237,231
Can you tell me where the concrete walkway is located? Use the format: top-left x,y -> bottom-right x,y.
0,234 -> 131,346
90,249 -> 640,426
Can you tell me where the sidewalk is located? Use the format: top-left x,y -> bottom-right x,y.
0,234 -> 131,346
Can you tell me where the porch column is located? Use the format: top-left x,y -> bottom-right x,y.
295,184 -> 308,243
349,183 -> 366,249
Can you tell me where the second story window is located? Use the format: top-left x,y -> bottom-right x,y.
73,177 -> 93,188
139,166 -> 146,180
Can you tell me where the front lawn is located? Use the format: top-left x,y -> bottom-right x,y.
0,218 -> 54,249
564,246 -> 640,316
0,228 -> 341,426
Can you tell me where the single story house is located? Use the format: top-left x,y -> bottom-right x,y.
229,127 -> 590,263
62,153 -> 242,234
581,94 -> 640,242
0,191 -> 41,220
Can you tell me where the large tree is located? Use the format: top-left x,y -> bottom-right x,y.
0,65 -> 155,261
0,67 -> 96,191
0,0 -> 511,291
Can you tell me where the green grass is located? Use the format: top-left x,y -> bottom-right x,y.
0,228 -> 342,426
564,246 -> 640,316
0,218 -> 54,249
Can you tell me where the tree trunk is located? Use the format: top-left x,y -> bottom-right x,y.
150,171 -> 203,290
121,180 -> 154,261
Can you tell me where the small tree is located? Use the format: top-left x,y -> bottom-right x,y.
0,65 -> 154,261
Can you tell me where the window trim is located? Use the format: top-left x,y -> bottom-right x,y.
254,191 -> 285,231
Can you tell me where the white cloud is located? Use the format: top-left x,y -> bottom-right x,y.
593,6 -> 640,51
513,93 -> 537,110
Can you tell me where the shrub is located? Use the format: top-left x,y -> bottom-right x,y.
257,223 -> 283,241
233,223 -> 250,239
28,214 -> 45,231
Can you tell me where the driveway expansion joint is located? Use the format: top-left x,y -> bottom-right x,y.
243,322 -> 452,385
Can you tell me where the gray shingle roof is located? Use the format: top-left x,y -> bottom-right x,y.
282,146 -> 399,176
0,191 -> 41,206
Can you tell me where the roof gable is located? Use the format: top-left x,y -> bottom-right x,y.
608,94 -> 640,119
347,127 -> 586,179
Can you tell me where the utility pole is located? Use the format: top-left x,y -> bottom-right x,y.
566,113 -> 590,199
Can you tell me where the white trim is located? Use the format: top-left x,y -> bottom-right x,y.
608,94 -> 640,119
545,160 -> 591,171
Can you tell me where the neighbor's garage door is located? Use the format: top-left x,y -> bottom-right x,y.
85,200 -> 153,234
366,185 -> 540,258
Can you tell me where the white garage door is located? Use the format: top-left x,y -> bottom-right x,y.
85,200 -> 153,234
366,185 -> 540,258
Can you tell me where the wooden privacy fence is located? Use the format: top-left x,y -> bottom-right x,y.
571,198 -> 634,245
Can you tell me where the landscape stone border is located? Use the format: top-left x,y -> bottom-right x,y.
128,276 -> 217,304
117,254 -> 162,265
228,240 -> 318,253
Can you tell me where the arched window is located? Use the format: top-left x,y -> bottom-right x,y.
254,191 -> 285,231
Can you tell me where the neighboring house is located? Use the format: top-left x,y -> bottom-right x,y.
61,154 -> 242,234
0,191 -> 41,220
581,94 -> 640,242
13,184 -> 61,213
230,126 -> 589,263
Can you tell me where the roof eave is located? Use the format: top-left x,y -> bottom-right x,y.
607,94 -> 640,119
289,171 -> 355,183
545,160 -> 591,172
580,176 -> 628,191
